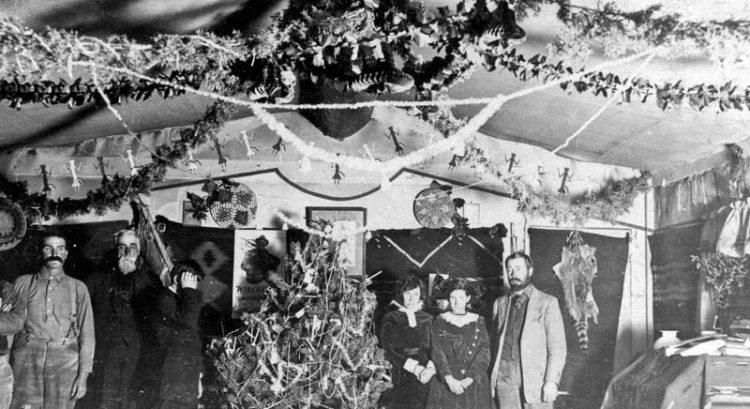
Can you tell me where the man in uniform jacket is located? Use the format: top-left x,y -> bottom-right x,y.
85,229 -> 161,409
490,251 -> 566,409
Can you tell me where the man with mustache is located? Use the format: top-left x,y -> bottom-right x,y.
84,229 -> 161,409
490,251 -> 566,409
11,233 -> 95,409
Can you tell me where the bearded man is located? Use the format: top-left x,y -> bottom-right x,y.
490,251 -> 566,409
84,229 -> 161,409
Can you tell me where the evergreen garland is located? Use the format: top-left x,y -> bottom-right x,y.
0,101 -> 234,220
2,2 -> 750,112
459,140 -> 651,225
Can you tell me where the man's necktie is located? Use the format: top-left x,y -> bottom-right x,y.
513,294 -> 523,308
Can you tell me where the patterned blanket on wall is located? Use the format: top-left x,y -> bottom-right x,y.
160,220 -> 236,336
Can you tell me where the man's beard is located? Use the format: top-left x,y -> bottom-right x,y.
118,255 -> 138,274
509,278 -> 529,291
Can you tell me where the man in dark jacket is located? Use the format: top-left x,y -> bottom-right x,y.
154,260 -> 204,409
85,229 -> 161,409
0,280 -> 24,409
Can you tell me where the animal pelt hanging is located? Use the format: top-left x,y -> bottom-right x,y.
552,231 -> 599,354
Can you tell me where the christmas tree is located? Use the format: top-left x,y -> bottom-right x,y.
210,228 -> 391,409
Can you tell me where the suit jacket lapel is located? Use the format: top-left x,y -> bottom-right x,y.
525,285 -> 540,324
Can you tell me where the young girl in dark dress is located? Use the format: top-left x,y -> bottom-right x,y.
426,278 -> 491,409
379,276 -> 435,409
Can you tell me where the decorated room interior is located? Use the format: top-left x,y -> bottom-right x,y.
1,1 -> 750,409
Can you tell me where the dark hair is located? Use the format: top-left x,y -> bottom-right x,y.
39,231 -> 66,249
444,277 -> 485,299
445,277 -> 471,295
397,275 -> 425,303
169,259 -> 205,282
505,251 -> 533,269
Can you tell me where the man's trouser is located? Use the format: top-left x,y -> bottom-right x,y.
96,343 -> 140,409
495,358 -> 553,409
10,338 -> 80,409
0,355 -> 13,409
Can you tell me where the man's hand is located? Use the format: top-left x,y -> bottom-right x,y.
542,381 -> 558,402
181,272 -> 199,289
0,298 -> 10,312
444,375 -> 465,395
70,373 -> 89,399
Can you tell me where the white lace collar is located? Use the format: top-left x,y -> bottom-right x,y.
441,312 -> 479,328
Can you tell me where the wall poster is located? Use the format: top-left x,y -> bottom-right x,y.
231,229 -> 286,318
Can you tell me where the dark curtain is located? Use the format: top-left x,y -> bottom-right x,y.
529,229 -> 628,409
366,226 -> 506,327
649,224 -> 702,337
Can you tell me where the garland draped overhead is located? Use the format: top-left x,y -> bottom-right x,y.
2,0 -> 750,113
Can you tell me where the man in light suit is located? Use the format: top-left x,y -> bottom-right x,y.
490,251 -> 567,409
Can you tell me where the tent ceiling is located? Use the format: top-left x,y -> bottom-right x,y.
2,0 -> 750,183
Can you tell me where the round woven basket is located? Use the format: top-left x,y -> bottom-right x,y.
413,187 -> 453,229
0,197 -> 27,251
209,183 -> 258,229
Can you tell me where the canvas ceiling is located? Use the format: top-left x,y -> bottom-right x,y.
2,0 -> 750,184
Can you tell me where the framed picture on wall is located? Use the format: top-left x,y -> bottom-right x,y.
306,207 -> 367,276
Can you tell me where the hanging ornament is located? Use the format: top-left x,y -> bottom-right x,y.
272,137 -> 286,155
94,156 -> 110,184
238,130 -> 259,159
558,167 -> 572,197
65,160 -> 84,192
299,155 -> 312,173
332,164 -> 345,184
183,148 -> 202,176
448,155 -> 459,171
506,153 -> 520,173
451,199 -> 469,239
331,154 -> 345,184
385,126 -> 406,156
36,164 -> 55,195
123,149 -> 138,176
210,137 -> 230,171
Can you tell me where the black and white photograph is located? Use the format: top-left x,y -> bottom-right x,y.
1,1 -> 750,409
